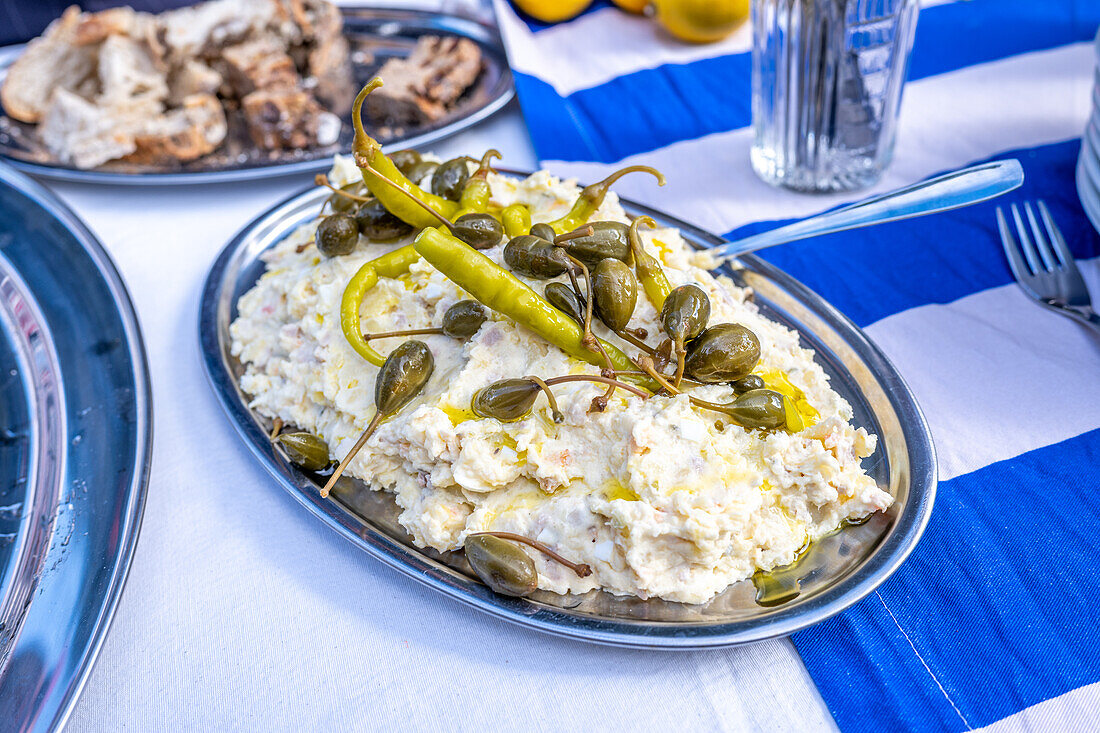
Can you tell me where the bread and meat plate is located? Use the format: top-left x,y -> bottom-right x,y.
0,6 -> 514,185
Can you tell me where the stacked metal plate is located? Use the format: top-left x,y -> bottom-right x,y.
0,161 -> 151,731
1076,27 -> 1100,233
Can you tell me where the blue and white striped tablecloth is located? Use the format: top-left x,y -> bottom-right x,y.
494,1 -> 1100,730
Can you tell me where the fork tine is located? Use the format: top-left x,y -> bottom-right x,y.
1037,200 -> 1073,268
997,207 -> 1032,283
1023,201 -> 1057,272
1010,203 -> 1042,275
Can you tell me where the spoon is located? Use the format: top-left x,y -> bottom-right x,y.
711,159 -> 1024,259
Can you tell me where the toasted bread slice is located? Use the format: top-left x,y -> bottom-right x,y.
1,7 -> 98,123
38,87 -> 137,168
124,93 -> 227,165
367,36 -> 481,126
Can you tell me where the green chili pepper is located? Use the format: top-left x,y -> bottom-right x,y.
548,165 -> 666,235
340,245 -> 421,366
351,79 -> 458,228
457,149 -> 501,213
628,215 -> 673,310
501,203 -> 531,238
413,228 -> 635,372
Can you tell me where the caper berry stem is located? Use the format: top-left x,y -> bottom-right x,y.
639,356 -> 768,423
320,411 -> 382,498
673,337 -> 687,389
638,355 -> 682,395
471,148 -> 501,179
552,225 -> 595,245
470,531 -> 593,578
525,375 -> 564,423
543,374 -> 650,400
580,165 -> 666,209
563,252 -> 603,362
269,417 -> 284,440
687,396 -> 738,415
315,174 -> 372,203
615,370 -> 706,387
614,328 -> 658,356
364,327 -> 444,342
562,252 -> 604,360
366,162 -> 456,230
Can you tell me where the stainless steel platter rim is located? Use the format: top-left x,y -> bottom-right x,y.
199,181 -> 936,649
0,7 -> 514,186
0,161 -> 153,726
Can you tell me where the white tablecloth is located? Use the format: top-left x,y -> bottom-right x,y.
56,102 -> 835,732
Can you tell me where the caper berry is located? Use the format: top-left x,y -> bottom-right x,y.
355,199 -> 414,241
559,221 -> 630,267
545,281 -> 587,325
471,378 -> 540,421
316,213 -> 359,257
441,300 -> 487,339
431,157 -> 470,201
320,340 -> 435,500
405,160 -> 438,185
529,222 -> 556,241
592,258 -> 638,332
732,374 -> 765,393
453,213 -> 504,249
376,340 -> 434,416
327,182 -> 366,214
389,149 -> 422,175
684,323 -> 761,383
503,235 -> 570,278
274,431 -> 331,471
661,284 -> 711,344
464,534 -> 538,597
720,389 -> 786,430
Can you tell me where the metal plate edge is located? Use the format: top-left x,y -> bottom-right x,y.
0,9 -> 515,187
0,162 -> 154,730
198,181 -> 936,650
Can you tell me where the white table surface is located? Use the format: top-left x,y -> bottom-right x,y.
56,101 -> 835,732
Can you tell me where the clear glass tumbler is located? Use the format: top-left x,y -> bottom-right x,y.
750,0 -> 920,193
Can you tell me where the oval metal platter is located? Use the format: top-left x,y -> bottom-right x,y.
0,7 -> 513,186
199,180 -> 936,650
0,162 -> 152,729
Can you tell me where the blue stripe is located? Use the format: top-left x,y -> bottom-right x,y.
730,139 -> 1100,328
522,0 -> 1100,163
794,427 -> 1100,731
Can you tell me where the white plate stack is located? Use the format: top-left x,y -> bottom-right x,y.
1076,27 -> 1100,233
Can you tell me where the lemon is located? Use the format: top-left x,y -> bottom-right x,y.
653,0 -> 749,43
512,0 -> 593,23
611,0 -> 649,13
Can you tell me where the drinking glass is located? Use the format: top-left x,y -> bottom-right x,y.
750,0 -> 920,193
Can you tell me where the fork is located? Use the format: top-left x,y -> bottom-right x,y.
997,201 -> 1100,335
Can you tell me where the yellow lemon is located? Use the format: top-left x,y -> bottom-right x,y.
653,0 -> 750,43
512,0 -> 593,23
611,0 -> 649,13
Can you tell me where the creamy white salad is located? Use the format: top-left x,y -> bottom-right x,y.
230,155 -> 892,604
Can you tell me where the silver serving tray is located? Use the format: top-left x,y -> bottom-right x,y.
199,181 -> 936,649
0,7 -> 513,186
0,162 -> 152,729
